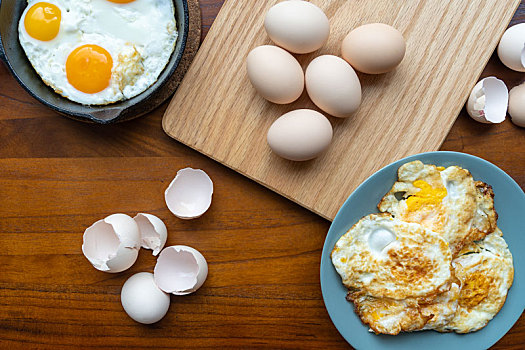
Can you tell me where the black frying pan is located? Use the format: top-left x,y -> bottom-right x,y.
0,0 -> 188,123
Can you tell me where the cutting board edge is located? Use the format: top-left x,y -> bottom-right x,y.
159,130 -> 336,221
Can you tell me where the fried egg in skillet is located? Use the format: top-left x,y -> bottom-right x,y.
378,161 -> 497,256
18,0 -> 178,105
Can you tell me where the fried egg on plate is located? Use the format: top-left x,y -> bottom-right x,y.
331,213 -> 452,300
18,0 -> 177,105
378,161 -> 497,256
347,281 -> 460,335
436,229 -> 514,333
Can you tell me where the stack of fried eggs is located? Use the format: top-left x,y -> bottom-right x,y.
18,0 -> 177,105
331,160 -> 514,335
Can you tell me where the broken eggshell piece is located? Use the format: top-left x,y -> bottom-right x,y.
82,214 -> 141,273
466,77 -> 508,124
133,213 -> 167,256
154,245 -> 208,295
165,168 -> 213,219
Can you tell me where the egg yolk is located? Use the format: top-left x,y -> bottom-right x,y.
66,45 -> 113,94
406,180 -> 447,212
106,0 -> 135,3
24,2 -> 61,41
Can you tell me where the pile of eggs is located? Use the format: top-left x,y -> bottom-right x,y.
465,23 -> 525,127
18,0 -> 177,105
246,0 -> 406,161
82,168 -> 213,324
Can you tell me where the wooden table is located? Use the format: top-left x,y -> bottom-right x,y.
0,1 -> 523,349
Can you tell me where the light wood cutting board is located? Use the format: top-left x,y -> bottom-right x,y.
163,0 -> 519,221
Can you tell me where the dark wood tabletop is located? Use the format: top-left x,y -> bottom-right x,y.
1,1 -> 524,349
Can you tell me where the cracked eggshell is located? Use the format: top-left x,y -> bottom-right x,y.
82,214 -> 141,273
466,77 -> 508,124
154,245 -> 208,295
165,168 -> 213,219
497,23 -> 525,72
121,272 -> 171,324
508,83 -> 525,127
133,213 -> 167,256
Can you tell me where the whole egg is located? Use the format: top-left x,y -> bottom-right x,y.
305,55 -> 361,118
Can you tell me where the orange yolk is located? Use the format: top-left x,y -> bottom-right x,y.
106,0 -> 136,3
66,45 -> 113,94
24,2 -> 61,41
406,180 -> 447,212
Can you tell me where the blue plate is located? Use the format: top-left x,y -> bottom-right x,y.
320,151 -> 525,350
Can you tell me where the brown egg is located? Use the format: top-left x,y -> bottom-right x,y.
508,83 -> 525,127
305,55 -> 361,118
342,23 -> 406,74
246,45 -> 304,104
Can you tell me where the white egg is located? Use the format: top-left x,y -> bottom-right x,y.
466,77 -> 508,124
264,0 -> 330,54
154,245 -> 209,295
82,213 -> 141,273
165,168 -> 214,220
267,109 -> 333,161
133,213 -> 168,256
305,55 -> 362,118
508,83 -> 525,127
121,272 -> 171,324
18,0 -> 177,105
497,23 -> 525,72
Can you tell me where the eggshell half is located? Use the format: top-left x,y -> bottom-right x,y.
466,77 -> 508,124
120,272 -> 170,324
508,83 -> 525,127
247,45 -> 304,104
133,213 -> 167,256
267,109 -> 333,161
305,55 -> 361,118
154,245 -> 208,295
264,0 -> 329,54
497,23 -> 525,72
82,213 -> 141,273
165,168 -> 213,219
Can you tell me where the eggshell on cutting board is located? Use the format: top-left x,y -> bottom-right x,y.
305,55 -> 361,118
267,109 -> 333,161
246,45 -> 304,104
264,0 -> 329,54
342,23 -> 406,74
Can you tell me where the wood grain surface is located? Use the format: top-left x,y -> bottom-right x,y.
0,1 -> 524,349
163,0 -> 519,221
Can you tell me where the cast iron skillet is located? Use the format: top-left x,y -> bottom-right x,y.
0,0 -> 188,124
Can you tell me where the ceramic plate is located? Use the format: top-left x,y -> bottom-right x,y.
320,151 -> 525,350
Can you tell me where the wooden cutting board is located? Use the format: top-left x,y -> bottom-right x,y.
163,0 -> 519,221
